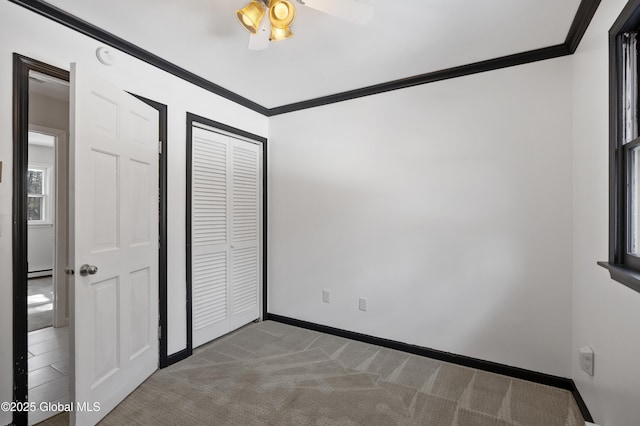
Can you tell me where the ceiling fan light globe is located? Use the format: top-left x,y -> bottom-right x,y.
268,0 -> 295,28
236,1 -> 266,34
273,3 -> 289,20
269,25 -> 293,42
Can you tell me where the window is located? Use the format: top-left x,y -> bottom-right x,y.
619,32 -> 640,268
602,0 -> 640,293
27,165 -> 51,224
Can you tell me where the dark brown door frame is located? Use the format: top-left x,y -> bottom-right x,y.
12,54 -> 69,426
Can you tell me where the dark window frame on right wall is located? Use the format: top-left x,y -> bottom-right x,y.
599,0 -> 640,294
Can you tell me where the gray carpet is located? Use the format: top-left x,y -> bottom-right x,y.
40,321 -> 584,425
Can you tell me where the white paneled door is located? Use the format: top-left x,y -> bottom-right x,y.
70,63 -> 159,425
191,126 -> 262,348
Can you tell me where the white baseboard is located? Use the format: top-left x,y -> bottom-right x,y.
28,269 -> 53,279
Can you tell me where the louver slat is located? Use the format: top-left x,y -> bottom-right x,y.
193,137 -> 226,247
193,252 -> 227,330
232,247 -> 258,313
232,145 -> 258,242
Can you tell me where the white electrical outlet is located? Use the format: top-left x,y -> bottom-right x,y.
359,297 -> 367,311
322,289 -> 331,303
579,346 -> 594,376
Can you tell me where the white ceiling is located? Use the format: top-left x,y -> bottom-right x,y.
29,70 -> 69,101
42,0 -> 582,109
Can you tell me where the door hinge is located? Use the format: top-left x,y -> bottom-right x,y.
158,325 -> 162,339
158,141 -> 162,154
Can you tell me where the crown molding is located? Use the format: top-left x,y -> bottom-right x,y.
566,0 -> 601,53
267,0 -> 601,115
266,44 -> 571,116
7,0 -> 270,115
9,0 -> 600,117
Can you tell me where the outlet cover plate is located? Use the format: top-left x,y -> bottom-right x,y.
359,297 -> 367,311
579,346 -> 594,376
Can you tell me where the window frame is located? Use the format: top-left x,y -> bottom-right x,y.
622,136 -> 640,270
26,163 -> 52,226
600,0 -> 640,294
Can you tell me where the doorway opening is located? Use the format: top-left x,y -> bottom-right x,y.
27,126 -> 69,332
12,55 -> 70,426
12,54 -> 169,426
27,72 -> 71,424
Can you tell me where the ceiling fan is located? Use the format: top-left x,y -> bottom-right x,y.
236,0 -> 375,50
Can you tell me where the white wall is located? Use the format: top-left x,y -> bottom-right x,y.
30,92 -> 69,131
27,144 -> 55,273
572,0 -> 640,425
0,3 -> 267,423
268,57 -> 574,378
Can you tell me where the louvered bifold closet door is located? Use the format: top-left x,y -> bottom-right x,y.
191,126 -> 262,348
192,127 -> 231,347
229,138 -> 261,329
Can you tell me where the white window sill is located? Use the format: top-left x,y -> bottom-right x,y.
27,222 -> 53,228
